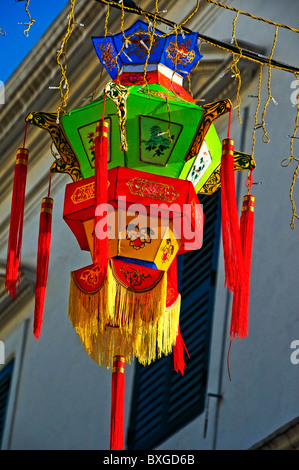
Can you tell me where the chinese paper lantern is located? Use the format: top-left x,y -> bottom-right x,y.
5,18 -> 257,451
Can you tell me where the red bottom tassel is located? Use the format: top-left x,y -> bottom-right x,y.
110,355 -> 125,450
173,326 -> 190,376
230,195 -> 255,339
33,197 -> 53,340
5,148 -> 29,300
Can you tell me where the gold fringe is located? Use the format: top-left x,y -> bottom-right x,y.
68,263 -> 181,369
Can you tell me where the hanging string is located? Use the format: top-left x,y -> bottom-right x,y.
245,168 -> 254,195
89,4 -> 110,103
22,121 -> 28,149
261,26 -> 278,143
227,106 -> 232,139
142,0 -> 159,94
56,0 -> 76,122
164,0 -> 200,36
47,171 -> 53,198
102,92 -> 107,120
205,0 -> 299,34
251,64 -> 263,160
230,12 -> 242,124
281,71 -> 299,229
21,0 -> 35,37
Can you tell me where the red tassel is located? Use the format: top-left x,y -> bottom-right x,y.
173,325 -> 190,376
33,197 -> 53,339
94,118 -> 109,274
167,257 -> 190,375
230,194 -> 255,339
110,355 -> 125,450
5,147 -> 29,300
220,137 -> 244,293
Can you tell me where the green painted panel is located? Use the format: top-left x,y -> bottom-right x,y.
61,84 -> 210,180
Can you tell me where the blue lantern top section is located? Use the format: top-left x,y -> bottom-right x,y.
91,20 -> 203,81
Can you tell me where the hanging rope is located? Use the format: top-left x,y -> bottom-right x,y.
261,26 -> 278,143
89,3 -> 110,103
251,65 -> 263,160
205,0 -> 299,34
281,72 -> 299,229
22,0 -> 35,37
230,12 -> 242,124
56,0 -> 76,122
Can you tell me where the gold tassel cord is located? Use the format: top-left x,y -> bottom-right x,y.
68,262 -> 180,369
230,12 -> 242,124
281,72 -> 299,229
251,64 -> 263,161
205,0 -> 299,34
261,26 -> 278,144
22,0 -> 35,37
89,4 -> 110,103
56,0 -> 76,122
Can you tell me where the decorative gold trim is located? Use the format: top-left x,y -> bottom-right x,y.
40,207 -> 53,214
113,355 -> 125,363
243,195 -> 255,202
15,159 -> 28,165
112,366 -> 125,374
185,99 -> 232,162
97,131 -> 108,138
242,205 -> 255,212
26,111 -> 82,182
126,177 -> 179,203
17,148 -> 29,156
42,197 -> 53,205
198,151 -> 256,195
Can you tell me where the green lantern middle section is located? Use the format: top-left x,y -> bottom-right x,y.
60,83 -> 223,194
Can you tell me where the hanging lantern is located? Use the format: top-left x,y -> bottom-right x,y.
5,18 -> 258,451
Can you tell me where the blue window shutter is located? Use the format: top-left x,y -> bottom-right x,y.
0,360 -> 14,448
127,191 -> 221,450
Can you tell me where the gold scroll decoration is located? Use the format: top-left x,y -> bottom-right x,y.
185,98 -> 232,162
199,150 -> 256,195
26,111 -> 83,182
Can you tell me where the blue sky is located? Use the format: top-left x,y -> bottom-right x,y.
0,0 -> 69,83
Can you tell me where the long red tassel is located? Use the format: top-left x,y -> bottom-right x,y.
5,146 -> 29,300
221,113 -> 244,293
94,110 -> 109,274
230,190 -> 255,339
167,257 -> 190,375
173,325 -> 190,376
33,188 -> 53,340
110,355 -> 125,450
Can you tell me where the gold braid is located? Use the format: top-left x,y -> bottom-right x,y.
23,0 -> 35,37
230,12 -> 242,124
281,72 -> 299,229
56,0 -> 76,121
251,64 -> 263,160
205,0 -> 299,34
89,3 -> 110,103
261,26 -> 278,143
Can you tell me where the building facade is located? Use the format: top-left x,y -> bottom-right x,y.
1,0 -> 299,450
